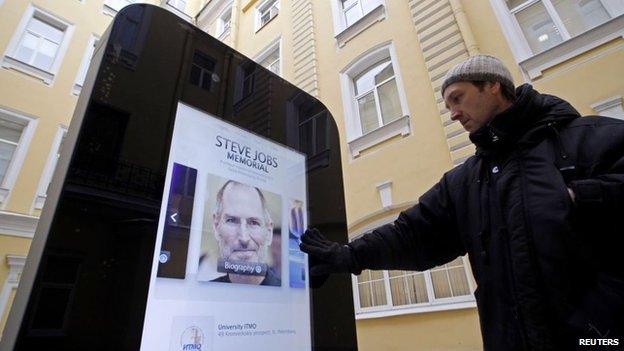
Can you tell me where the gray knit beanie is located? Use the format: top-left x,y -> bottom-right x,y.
441,55 -> 514,96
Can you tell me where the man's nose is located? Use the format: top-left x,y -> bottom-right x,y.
238,223 -> 251,243
450,108 -> 461,121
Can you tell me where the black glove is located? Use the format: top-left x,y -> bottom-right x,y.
299,228 -> 361,276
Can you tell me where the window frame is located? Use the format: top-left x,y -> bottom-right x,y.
330,0 -> 386,47
339,42 -> 411,157
217,6 -> 233,38
352,58 -> 400,135
102,0 -> 137,17
349,216 -> 476,318
72,34 -> 100,96
298,110 -> 330,163
255,0 -> 279,32
162,0 -> 193,21
0,107 -> 38,207
196,0 -> 233,37
489,0 -> 624,79
1,4 -> 74,85
254,37 -> 282,76
33,126 -> 67,210
189,50 -> 217,91
167,0 -> 187,12
352,257 -> 477,318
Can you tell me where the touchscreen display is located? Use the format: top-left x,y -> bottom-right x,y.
140,103 -> 310,351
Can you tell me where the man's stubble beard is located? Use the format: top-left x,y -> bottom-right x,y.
218,238 -> 268,264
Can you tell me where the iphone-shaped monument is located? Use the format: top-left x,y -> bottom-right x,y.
1,4 -> 357,351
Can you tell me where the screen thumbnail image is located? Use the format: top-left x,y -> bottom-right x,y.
197,174 -> 282,287
288,199 -> 306,288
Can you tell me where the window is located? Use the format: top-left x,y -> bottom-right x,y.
255,0 -> 279,31
340,44 -> 410,157
234,62 -> 257,104
189,51 -> 216,91
1,5 -> 73,84
242,66 -> 255,98
330,0 -> 385,47
28,255 -> 82,336
217,7 -> 232,38
168,0 -> 187,12
196,0 -> 233,37
491,0 -> 624,78
72,35 -> 100,95
507,0 -> 620,54
14,17 -> 63,71
256,40 -> 280,75
299,111 -> 329,161
107,6 -> 148,70
353,257 -> 475,316
0,120 -> 24,185
352,58 -> 403,134
34,127 -> 67,210
0,107 -> 37,204
103,0 -> 136,16
341,0 -> 378,27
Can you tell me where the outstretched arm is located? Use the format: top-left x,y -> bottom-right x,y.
300,175 -> 466,275
349,176 -> 465,272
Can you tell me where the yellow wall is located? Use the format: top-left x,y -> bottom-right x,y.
356,309 -> 482,351
533,40 -> 624,115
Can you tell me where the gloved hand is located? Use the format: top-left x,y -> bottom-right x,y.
299,228 -> 361,276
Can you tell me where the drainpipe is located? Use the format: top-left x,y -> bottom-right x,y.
449,0 -> 479,56
230,0 -> 241,49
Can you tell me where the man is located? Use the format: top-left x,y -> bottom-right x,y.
210,180 -> 280,286
301,55 -> 624,350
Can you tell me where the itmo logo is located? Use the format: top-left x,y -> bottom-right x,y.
180,326 -> 204,351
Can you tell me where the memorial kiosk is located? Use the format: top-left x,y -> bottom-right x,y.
1,5 -> 357,350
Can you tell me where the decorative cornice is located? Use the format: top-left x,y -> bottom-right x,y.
6,254 -> 26,283
347,115 -> 411,157
0,211 -> 38,239
6,255 -> 26,268
591,95 -> 623,113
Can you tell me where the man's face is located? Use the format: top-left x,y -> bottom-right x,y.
443,81 -> 501,133
214,184 -> 273,263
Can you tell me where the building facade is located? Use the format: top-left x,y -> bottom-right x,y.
1,0 -> 623,349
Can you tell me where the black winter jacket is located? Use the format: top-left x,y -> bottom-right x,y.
349,85 -> 624,350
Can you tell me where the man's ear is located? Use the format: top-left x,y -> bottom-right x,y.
489,81 -> 502,95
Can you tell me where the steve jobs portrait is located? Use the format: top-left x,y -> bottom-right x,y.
198,179 -> 281,286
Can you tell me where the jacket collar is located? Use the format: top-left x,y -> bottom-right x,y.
470,84 -> 580,155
